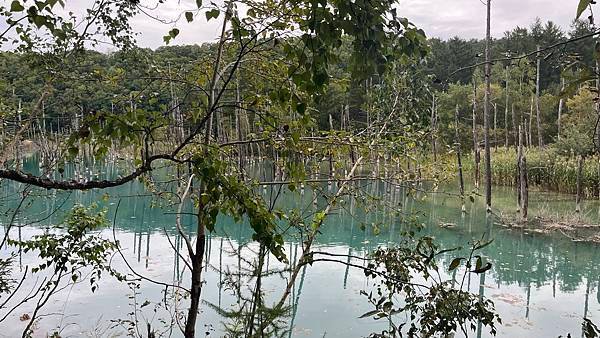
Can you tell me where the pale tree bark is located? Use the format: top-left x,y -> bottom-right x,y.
557,77 -> 564,140
535,45 -> 543,147
483,0 -> 492,212
528,95 -> 533,147
505,65 -> 510,147
576,156 -> 584,214
472,82 -> 480,189
431,94 -> 437,162
511,103 -> 517,151
516,124 -> 522,212
493,102 -> 498,151
455,104 -> 466,213
519,124 -> 528,221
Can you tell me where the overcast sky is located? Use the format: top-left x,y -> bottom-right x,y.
53,0 -> 587,50
396,0 -> 582,40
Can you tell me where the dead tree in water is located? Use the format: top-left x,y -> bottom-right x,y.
472,81 -> 480,189
430,94 -> 438,162
528,96 -> 533,147
504,64 -> 510,148
511,103 -> 517,151
483,0 -> 492,212
535,45 -> 543,148
557,77 -> 564,140
493,102 -> 498,151
520,155 -> 528,221
455,104 -> 466,213
518,124 -> 528,221
516,125 -> 523,212
576,156 -> 584,213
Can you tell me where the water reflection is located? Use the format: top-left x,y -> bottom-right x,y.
0,156 -> 599,337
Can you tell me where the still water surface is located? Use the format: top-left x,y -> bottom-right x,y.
1,157 -> 600,337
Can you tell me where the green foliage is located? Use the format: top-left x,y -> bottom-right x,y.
583,318 -> 600,338
556,88 -> 597,156
0,257 -> 14,294
1,0 -> 139,51
361,237 -> 500,337
192,151 -> 287,262
9,204 -> 122,292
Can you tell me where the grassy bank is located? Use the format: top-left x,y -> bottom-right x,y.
461,147 -> 600,198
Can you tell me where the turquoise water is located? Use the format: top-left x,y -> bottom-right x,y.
1,156 -> 599,337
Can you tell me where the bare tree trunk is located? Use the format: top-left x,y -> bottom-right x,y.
517,125 -> 523,212
473,82 -> 480,189
431,94 -> 437,162
511,103 -> 517,150
528,95 -> 533,147
204,1 -> 231,145
235,73 -> 245,177
519,127 -> 528,221
535,45 -> 543,147
483,0 -> 492,212
455,104 -> 466,213
493,102 -> 498,151
557,77 -> 564,140
576,155 -> 584,213
505,64 -> 510,148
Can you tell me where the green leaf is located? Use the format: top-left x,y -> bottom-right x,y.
576,0 -> 591,20
68,146 -> 79,157
10,1 -> 24,12
195,0 -> 202,8
313,71 -> 328,86
448,257 -> 464,271
169,28 -> 180,38
471,262 -> 493,274
359,309 -> 380,319
205,8 -> 219,21
296,101 -> 306,114
185,11 -> 194,22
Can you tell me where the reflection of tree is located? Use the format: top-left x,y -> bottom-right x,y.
5,165 -> 600,334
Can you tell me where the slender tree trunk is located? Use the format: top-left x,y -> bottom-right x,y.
557,77 -> 564,140
235,73 -> 245,177
185,4 -> 231,336
528,96 -> 533,147
535,45 -> 543,147
519,126 -> 528,221
576,155 -> 584,213
473,82 -> 480,189
493,102 -> 498,151
511,103 -> 517,151
431,94 -> 437,162
483,0 -> 492,212
184,209 -> 206,338
455,104 -> 466,213
205,1 -> 231,144
517,125 -> 523,212
505,65 -> 510,148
